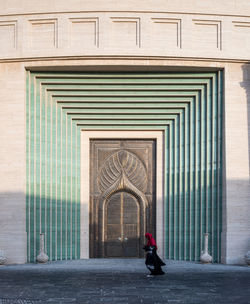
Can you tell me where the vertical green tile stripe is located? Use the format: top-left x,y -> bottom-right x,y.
26,71 -> 223,262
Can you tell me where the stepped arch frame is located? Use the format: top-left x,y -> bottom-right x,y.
26,71 -> 223,262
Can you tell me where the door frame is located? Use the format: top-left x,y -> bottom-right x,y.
81,130 -> 165,258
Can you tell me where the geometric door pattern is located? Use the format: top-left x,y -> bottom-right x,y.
26,71 -> 223,262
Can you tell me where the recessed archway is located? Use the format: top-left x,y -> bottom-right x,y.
81,131 -> 165,258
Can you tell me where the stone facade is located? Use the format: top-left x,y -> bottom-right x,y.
0,1 -> 249,264
1,9 -> 250,61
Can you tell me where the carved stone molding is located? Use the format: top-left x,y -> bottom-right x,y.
1,11 -> 250,60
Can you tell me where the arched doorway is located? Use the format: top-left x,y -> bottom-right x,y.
89,139 -> 156,258
105,192 -> 140,257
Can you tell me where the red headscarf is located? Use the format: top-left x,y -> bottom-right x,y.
145,233 -> 157,249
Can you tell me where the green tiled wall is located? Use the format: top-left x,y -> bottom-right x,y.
26,71 -> 223,262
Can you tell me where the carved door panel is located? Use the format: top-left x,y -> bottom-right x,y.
106,192 -> 139,257
90,140 -> 155,258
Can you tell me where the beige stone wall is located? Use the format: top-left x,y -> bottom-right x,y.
1,3 -> 250,61
0,0 -> 249,264
222,63 -> 250,264
1,0 -> 250,17
0,62 -> 26,263
0,58 -> 249,265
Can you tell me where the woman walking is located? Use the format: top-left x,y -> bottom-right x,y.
144,233 -> 166,276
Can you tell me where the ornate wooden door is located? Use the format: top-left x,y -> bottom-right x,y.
89,140 -> 156,258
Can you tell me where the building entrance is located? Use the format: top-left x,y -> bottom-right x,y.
26,71 -> 223,263
89,139 -> 156,258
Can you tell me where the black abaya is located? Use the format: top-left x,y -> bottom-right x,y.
143,245 -> 166,275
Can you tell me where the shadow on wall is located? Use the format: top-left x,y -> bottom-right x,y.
0,191 -> 145,263
26,194 -> 81,263
227,62 -> 250,263
0,185 -> 250,265
0,191 -> 81,264
241,64 -> 250,175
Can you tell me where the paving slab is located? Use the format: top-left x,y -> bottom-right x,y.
0,259 -> 250,304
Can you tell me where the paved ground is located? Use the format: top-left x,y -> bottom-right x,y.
0,259 -> 250,304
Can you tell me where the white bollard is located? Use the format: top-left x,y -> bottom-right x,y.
36,233 -> 49,263
200,233 -> 212,264
245,251 -> 250,266
0,250 -> 7,265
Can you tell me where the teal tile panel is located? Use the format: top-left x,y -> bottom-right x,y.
56,103 -> 62,260
35,75 -> 41,259
26,71 -> 30,262
40,85 -> 46,251
61,105 -> 67,259
195,88 -> 202,261
29,73 -> 35,262
169,120 -> 174,259
71,120 -> 77,259
179,108 -> 185,260
51,90 -> 57,260
184,102 -> 191,260
165,126 -> 170,257
189,90 -> 196,261
45,91 -> 52,260
26,72 -> 223,263
66,113 -> 72,259
76,128 -> 81,259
